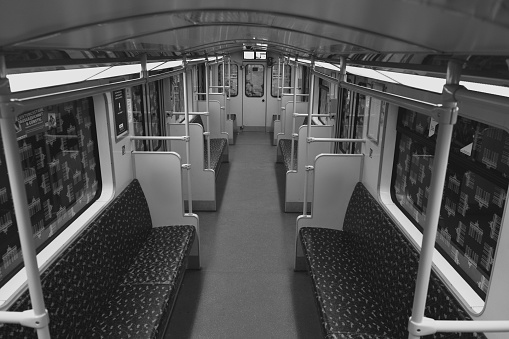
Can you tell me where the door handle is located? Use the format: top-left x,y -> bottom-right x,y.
262,99 -> 265,102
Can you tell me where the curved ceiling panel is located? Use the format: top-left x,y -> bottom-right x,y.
1,0 -> 509,73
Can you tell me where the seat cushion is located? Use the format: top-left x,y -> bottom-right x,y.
91,284 -> 174,339
300,183 -> 487,339
300,227 -> 393,337
90,225 -> 195,339
122,225 -> 195,285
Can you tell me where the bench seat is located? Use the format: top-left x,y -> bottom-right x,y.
299,182 -> 486,339
279,139 -> 298,171
0,180 -> 195,339
191,115 -> 228,174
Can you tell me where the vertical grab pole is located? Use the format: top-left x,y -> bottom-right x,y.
302,58 -> 315,216
0,55 -> 50,338
278,57 -> 282,118
182,58 -> 193,214
280,57 -> 285,135
339,56 -> 347,82
205,60 -> 211,170
140,54 -> 150,151
337,56 -> 347,154
407,60 -> 461,338
289,57 -> 298,171
227,56 -> 231,116
221,57 -> 226,135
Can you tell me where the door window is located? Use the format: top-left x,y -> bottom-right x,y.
245,64 -> 264,97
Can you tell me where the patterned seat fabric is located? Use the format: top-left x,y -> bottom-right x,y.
0,179 -> 195,339
205,138 -> 227,172
279,139 -> 298,171
300,182 -> 486,339
191,115 -> 227,172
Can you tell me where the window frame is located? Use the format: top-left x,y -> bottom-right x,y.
0,94 -> 111,309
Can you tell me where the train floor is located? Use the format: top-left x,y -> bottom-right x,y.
166,131 -> 323,338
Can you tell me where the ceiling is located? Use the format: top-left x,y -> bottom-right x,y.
1,0 -> 509,80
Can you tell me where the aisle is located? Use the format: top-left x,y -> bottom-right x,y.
166,131 -> 322,339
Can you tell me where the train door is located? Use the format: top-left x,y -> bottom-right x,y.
242,63 -> 267,130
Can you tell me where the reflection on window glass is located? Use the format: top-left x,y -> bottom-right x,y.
171,74 -> 184,120
219,64 -> 238,97
338,87 -> 365,154
391,107 -> 508,300
300,65 -> 309,103
130,85 -> 146,151
197,64 -> 206,101
148,82 -> 162,150
0,97 -> 101,288
271,64 -> 291,97
245,64 -> 264,98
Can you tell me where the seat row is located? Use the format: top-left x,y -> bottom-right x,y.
298,182 -> 486,339
276,124 -> 334,212
0,179 -> 196,338
167,115 -> 229,211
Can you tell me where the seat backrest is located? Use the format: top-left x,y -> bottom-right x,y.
191,114 -> 205,128
342,182 -> 484,338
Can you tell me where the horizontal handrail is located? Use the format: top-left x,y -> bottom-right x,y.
185,59 -> 207,68
293,113 -> 330,117
169,111 -> 209,116
148,66 -> 185,82
130,135 -> 188,141
209,85 -> 230,89
196,92 -> 225,96
1,66 -> 186,117
131,151 -> 181,154
454,86 -> 509,111
409,317 -> 509,336
340,81 -> 438,118
307,137 -> 366,143
1,78 -> 145,117
282,93 -> 310,97
311,69 -> 340,84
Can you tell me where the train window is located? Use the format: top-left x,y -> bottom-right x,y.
171,74 -> 185,121
0,97 -> 101,288
337,86 -> 365,154
300,65 -> 309,102
218,64 -> 238,97
130,85 -> 147,151
391,108 -> 508,300
148,81 -> 162,151
318,79 -> 329,123
271,64 -> 291,97
245,64 -> 264,98
197,64 -> 206,101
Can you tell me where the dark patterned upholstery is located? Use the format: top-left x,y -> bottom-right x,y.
300,182 -> 486,339
205,138 -> 227,172
0,179 -> 195,339
279,139 -> 298,171
191,114 -> 228,172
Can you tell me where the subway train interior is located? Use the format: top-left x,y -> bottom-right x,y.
1,1 -> 509,338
